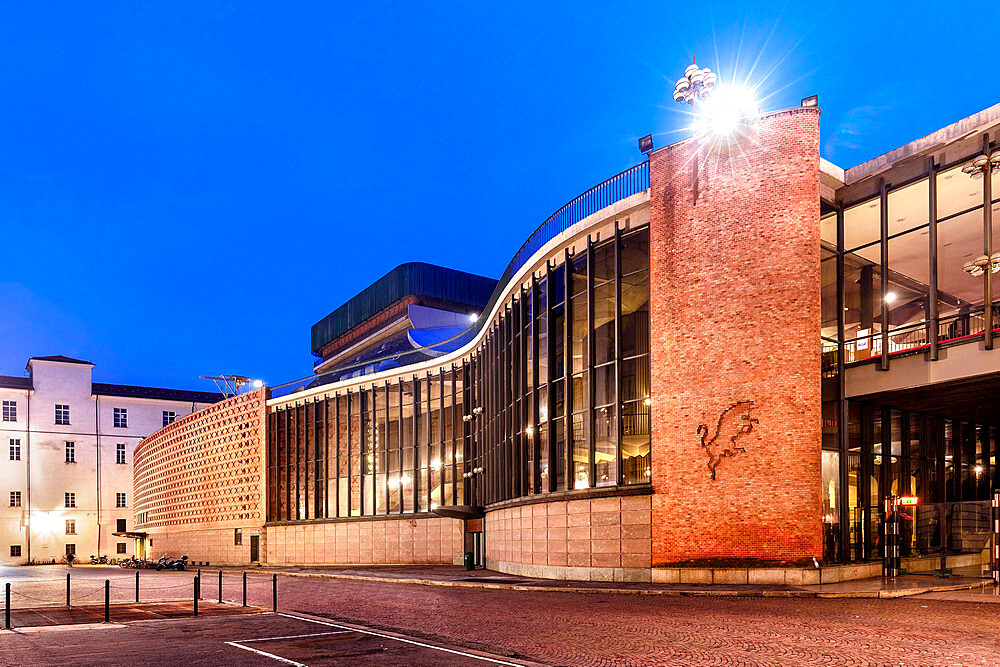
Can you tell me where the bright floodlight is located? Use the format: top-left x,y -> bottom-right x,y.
468,312 -> 478,322
251,379 -> 264,389
693,85 -> 759,139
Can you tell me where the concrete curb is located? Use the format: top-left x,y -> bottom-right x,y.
237,569 -> 990,599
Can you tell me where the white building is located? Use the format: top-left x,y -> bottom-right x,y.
0,356 -> 221,564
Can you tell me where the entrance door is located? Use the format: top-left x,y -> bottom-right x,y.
250,535 -> 260,562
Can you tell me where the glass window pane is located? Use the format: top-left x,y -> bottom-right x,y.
595,407 -> 616,487
820,211 -> 837,246
571,291 -> 588,374
620,227 -> 648,275
887,178 -> 928,236
937,164 -> 981,220
844,197 -> 880,251
621,400 -> 649,485
593,240 -> 614,282
619,356 -> 649,404
938,208 -> 985,317
593,363 -> 614,407
593,281 -> 615,365
620,269 -> 649,357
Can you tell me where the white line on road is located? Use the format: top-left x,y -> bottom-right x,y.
225,641 -> 306,666
277,612 -> 527,665
238,630 -> 352,643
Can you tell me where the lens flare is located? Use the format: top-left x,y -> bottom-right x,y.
693,85 -> 759,140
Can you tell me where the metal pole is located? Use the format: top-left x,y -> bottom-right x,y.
66,572 -> 70,606
5,583 -> 9,629
242,572 -> 247,607
193,576 -> 199,616
218,570 -> 222,604
104,580 -> 109,623
272,573 -> 277,613
135,570 -> 139,603
196,569 -> 201,599
993,491 -> 1000,584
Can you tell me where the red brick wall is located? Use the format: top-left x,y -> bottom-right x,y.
648,108 -> 822,566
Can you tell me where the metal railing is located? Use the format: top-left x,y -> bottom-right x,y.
838,305 -> 1000,365
273,161 -> 650,398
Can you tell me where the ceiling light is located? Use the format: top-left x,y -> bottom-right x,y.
884,292 -> 898,304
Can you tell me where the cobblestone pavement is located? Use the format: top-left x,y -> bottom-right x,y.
266,578 -> 1000,666
2,566 -> 999,665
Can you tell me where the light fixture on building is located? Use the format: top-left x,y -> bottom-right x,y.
251,379 -> 264,389
525,425 -> 534,436
801,95 -> 818,107
961,150 -> 1000,180
962,253 -> 1000,277
673,62 -> 717,105
637,134 -> 653,154
884,292 -> 898,304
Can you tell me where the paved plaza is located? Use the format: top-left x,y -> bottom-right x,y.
0,565 -> 997,665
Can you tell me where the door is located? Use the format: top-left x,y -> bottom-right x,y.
250,535 -> 260,562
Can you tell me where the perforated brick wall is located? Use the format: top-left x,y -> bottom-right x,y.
648,108 -> 823,566
134,389 -> 267,531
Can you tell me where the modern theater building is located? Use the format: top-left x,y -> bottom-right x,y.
132,96 -> 1000,584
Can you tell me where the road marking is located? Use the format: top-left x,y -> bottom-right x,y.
277,612 -> 526,665
225,641 -> 306,666
239,630 -> 352,643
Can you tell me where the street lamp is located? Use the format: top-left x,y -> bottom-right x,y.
672,62 -> 717,107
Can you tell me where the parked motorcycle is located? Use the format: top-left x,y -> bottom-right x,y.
166,555 -> 188,571
155,555 -> 189,571
89,554 -> 108,565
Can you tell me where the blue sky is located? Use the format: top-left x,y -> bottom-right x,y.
0,2 -> 996,390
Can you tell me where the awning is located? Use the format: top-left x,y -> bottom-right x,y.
432,505 -> 484,520
112,531 -> 146,539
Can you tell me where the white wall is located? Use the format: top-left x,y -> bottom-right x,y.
0,359 -> 215,564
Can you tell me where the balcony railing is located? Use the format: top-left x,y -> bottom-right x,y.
838,304 -> 1000,365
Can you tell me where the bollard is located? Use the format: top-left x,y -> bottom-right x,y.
242,572 -> 247,607
272,573 -> 277,613
135,570 -> 139,603
104,580 -> 110,623
218,570 -> 222,604
5,582 -> 9,629
193,576 -> 199,617
66,572 -> 71,606
197,569 -> 202,599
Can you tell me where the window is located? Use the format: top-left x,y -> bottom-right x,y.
234,528 -> 242,546
116,518 -> 126,532
65,544 -> 75,556
9,491 -> 20,507
55,404 -> 70,425
65,441 -> 75,463
10,545 -> 20,558
8,440 -> 19,461
1,401 -> 15,422
116,443 -> 126,464
116,492 -> 126,508
64,492 -> 75,508
116,543 -> 126,554
162,411 -> 176,426
113,408 -> 127,428
65,520 -> 76,535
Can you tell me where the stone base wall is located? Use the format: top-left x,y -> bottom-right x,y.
144,525 -> 263,566
265,515 -> 462,565
485,495 -> 652,582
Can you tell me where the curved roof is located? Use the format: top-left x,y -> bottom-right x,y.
310,262 -> 497,355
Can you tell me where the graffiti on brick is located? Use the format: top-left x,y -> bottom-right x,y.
697,400 -> 758,480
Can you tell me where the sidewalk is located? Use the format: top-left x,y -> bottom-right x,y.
209,564 -> 992,599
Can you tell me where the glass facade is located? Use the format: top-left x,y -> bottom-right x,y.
268,224 -> 651,521
821,144 -> 1000,563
